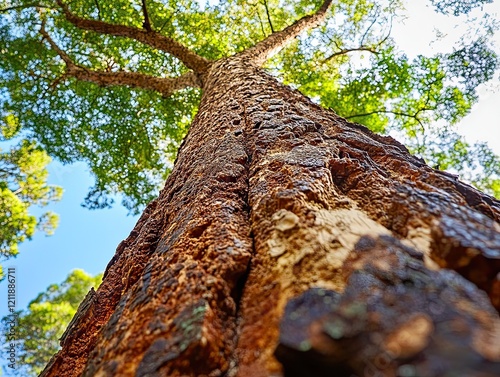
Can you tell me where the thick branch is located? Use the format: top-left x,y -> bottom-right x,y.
55,0 -> 210,73
322,46 -> 378,63
40,26 -> 200,97
66,67 -> 199,97
239,0 -> 333,65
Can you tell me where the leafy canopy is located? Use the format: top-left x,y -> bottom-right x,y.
1,269 -> 102,376
0,0 -> 499,214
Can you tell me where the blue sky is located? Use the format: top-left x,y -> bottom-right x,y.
0,0 -> 499,353
0,161 -> 140,315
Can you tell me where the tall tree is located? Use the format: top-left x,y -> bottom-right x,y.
1,0 -> 500,376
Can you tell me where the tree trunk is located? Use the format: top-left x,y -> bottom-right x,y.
42,58 -> 500,377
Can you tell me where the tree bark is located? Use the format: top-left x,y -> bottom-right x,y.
41,57 -> 500,377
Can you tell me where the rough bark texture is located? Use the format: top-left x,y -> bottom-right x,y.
42,58 -> 500,377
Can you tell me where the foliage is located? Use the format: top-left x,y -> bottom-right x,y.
0,0 -> 499,211
430,0 -> 493,16
1,269 -> 102,376
0,120 -> 62,266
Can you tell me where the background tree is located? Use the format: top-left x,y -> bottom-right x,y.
1,269 -> 102,376
0,0 -> 499,376
0,117 -> 62,277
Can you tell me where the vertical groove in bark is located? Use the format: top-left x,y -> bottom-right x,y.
41,57 -> 500,377
79,59 -> 255,377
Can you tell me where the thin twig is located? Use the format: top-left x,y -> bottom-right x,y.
345,109 -> 427,132
263,0 -> 274,33
360,6 -> 380,45
93,0 -> 102,20
323,46 -> 378,63
158,9 -> 177,33
0,3 -> 52,12
141,0 -> 152,32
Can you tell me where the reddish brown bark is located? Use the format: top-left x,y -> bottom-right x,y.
40,57 -> 500,377
275,236 -> 500,376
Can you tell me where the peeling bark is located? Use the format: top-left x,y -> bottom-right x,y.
41,58 -> 500,377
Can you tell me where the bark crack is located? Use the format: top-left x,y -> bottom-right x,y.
223,103 -> 257,377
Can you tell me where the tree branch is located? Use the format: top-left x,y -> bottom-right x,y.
345,109 -> 427,132
239,0 -> 333,65
54,0 -> 210,73
323,10 -> 393,65
40,25 -> 200,97
322,46 -> 378,63
263,0 -> 275,33
0,166 -> 19,177
359,6 -> 380,46
93,0 -> 102,20
141,0 -> 152,32
158,9 -> 178,33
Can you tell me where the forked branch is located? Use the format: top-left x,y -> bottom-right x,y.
323,21 -> 392,64
345,109 -> 428,132
239,0 -> 333,65
40,24 -> 200,97
55,0 -> 210,73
